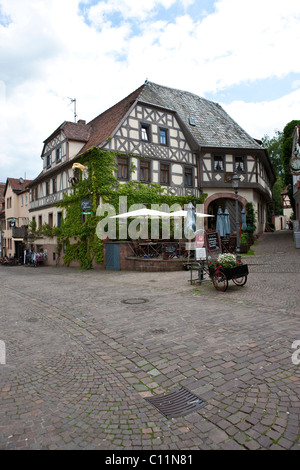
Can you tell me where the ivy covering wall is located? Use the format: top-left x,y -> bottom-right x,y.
32,148 -> 207,269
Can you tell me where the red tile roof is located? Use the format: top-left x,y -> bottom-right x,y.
5,177 -> 32,194
62,121 -> 90,142
42,120 -> 91,151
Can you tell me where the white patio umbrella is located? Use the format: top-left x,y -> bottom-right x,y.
109,208 -> 170,246
163,209 -> 214,249
110,208 -> 169,219
164,210 -> 214,217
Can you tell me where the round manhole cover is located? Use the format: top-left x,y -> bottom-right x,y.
122,298 -> 149,305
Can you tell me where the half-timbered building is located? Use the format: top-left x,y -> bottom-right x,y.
27,81 -> 275,265
291,124 -> 300,222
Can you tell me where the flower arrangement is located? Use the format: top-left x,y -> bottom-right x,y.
208,253 -> 241,269
217,253 -> 239,267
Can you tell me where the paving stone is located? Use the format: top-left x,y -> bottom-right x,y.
0,231 -> 300,450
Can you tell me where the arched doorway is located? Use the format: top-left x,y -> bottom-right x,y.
204,193 -> 247,234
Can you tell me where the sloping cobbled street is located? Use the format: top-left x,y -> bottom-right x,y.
0,230 -> 300,451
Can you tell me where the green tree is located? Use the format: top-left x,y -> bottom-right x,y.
271,174 -> 285,216
261,130 -> 283,175
262,130 -> 284,217
281,120 -> 300,174
281,120 -> 300,213
263,120 -> 300,216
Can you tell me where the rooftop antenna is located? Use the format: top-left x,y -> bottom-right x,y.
68,97 -> 77,123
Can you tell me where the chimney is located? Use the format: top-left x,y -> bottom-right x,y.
77,120 -> 86,125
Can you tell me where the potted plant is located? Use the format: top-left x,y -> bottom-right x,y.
240,232 -> 249,253
245,202 -> 256,245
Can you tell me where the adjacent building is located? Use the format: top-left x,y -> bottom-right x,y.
291,124 -> 300,223
0,182 -> 5,258
2,178 -> 31,260
27,81 -> 275,266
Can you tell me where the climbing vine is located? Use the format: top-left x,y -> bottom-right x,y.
34,148 -> 207,269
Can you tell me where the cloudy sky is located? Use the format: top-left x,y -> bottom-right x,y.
1,0 -> 300,180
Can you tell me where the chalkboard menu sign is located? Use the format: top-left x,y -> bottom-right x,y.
205,232 -> 221,252
81,199 -> 92,211
165,245 -> 177,254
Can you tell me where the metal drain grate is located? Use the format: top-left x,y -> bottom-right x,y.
146,387 -> 207,419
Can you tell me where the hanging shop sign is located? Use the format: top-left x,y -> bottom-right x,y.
81,199 -> 92,211
81,199 -> 92,214
7,217 -> 18,228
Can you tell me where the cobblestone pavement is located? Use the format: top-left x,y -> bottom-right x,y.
0,230 -> 300,450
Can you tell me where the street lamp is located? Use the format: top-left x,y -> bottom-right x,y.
232,172 -> 241,261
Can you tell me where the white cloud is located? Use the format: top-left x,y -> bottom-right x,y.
0,0 -> 300,180
224,88 -> 300,141
87,0 -> 177,25
186,0 -> 300,92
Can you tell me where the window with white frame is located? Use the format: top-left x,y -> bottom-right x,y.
159,128 -> 168,146
234,156 -> 245,172
213,155 -> 224,171
140,123 -> 151,141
